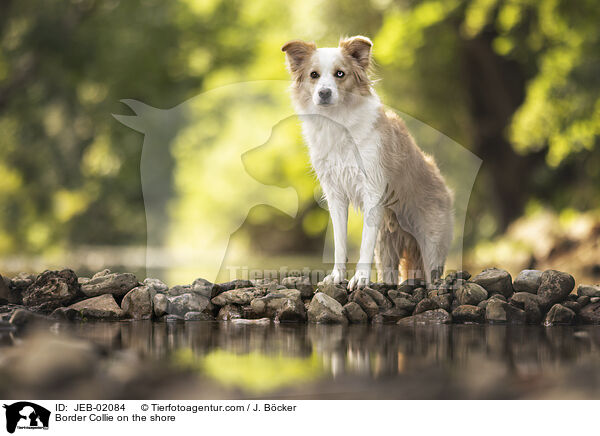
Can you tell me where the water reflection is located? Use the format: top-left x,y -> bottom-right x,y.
63,321 -> 600,398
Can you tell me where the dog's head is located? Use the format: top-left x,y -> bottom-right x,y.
282,36 -> 373,109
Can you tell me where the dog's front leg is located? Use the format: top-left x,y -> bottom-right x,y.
323,196 -> 348,285
348,202 -> 383,291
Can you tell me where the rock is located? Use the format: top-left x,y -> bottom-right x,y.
211,287 -> 265,306
513,269 -> 543,293
456,282 -> 488,306
317,282 -> 348,305
452,305 -> 484,323
0,332 -> 98,388
397,309 -> 452,326
191,277 -> 217,299
80,271 -> 138,298
362,287 -> 392,310
389,293 -> 416,312
8,272 -> 36,304
9,308 -> 49,327
577,295 -> 591,306
250,290 -> 303,318
411,287 -> 427,302
561,300 -> 581,313
0,274 -> 10,304
121,286 -> 153,320
22,269 -> 80,312
509,292 -> 543,324
184,311 -> 212,321
217,304 -> 242,321
377,306 -> 410,323
281,276 -> 314,299
485,300 -> 526,324
167,285 -> 192,296
166,293 -> 213,318
216,279 -> 254,293
471,268 -> 513,298
68,294 -> 123,320
164,314 -> 183,322
431,294 -> 452,312
307,293 -> 347,324
592,297 -> 600,304
477,294 -> 506,310
153,293 -> 168,317
580,302 -> 600,324
230,317 -> 270,326
349,289 -> 379,319
577,284 -> 600,298
343,302 -> 368,324
544,304 -> 576,326
50,307 -> 83,322
275,299 -> 306,322
537,270 -> 575,307
143,278 -> 169,299
414,298 -> 437,314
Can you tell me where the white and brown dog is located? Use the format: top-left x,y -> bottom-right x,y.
282,36 -> 453,290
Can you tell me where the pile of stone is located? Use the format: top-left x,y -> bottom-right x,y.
1,267 -> 600,327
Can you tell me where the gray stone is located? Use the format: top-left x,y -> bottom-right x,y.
414,298 -> 437,314
471,268 -> 513,298
164,314 -> 183,322
577,295 -> 590,306
153,293 -> 168,317
537,270 -> 575,307
317,282 -> 348,305
349,289 -> 379,319
580,302 -> 600,324
23,269 -> 80,312
390,294 -> 416,312
456,282 -> 488,306
509,292 -> 543,324
577,284 -> 600,298
166,293 -> 213,318
211,287 -> 265,306
230,317 -> 270,326
217,304 -> 242,321
561,300 -> 581,313
513,269 -> 543,293
81,271 -> 138,298
307,293 -> 347,324
343,302 -> 368,324
363,287 -> 393,310
0,274 -> 10,304
184,311 -> 212,321
191,277 -> 216,299
250,289 -> 303,318
485,300 -> 526,324
9,308 -> 49,327
544,304 -> 576,326
397,309 -> 452,326
281,276 -> 314,299
377,306 -> 410,323
452,305 -> 484,323
9,272 -> 36,304
121,286 -> 153,320
143,278 -> 169,299
411,287 -> 427,302
431,294 -> 452,312
68,294 -> 123,320
217,279 -> 254,292
50,307 -> 83,322
275,298 -> 306,322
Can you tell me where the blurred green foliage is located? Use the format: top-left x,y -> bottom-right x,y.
0,0 -> 598,265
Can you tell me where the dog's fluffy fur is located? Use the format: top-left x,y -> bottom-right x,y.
282,36 -> 453,290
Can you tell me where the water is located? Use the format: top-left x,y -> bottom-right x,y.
51,322 -> 600,399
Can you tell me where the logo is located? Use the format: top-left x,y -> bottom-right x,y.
3,402 -> 50,434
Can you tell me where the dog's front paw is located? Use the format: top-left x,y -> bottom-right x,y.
324,268 -> 345,285
348,270 -> 370,291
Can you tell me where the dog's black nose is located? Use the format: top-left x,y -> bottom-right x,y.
318,88 -> 332,100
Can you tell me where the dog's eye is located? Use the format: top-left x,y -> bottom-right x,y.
335,70 -> 345,78
310,71 -> 320,79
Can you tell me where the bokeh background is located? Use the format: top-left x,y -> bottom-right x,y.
0,0 -> 599,284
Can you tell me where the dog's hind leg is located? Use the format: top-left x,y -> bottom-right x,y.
375,208 -> 401,285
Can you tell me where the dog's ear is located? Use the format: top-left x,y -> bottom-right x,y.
339,35 -> 372,69
281,40 -> 316,73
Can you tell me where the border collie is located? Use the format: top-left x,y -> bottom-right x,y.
282,35 -> 453,290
